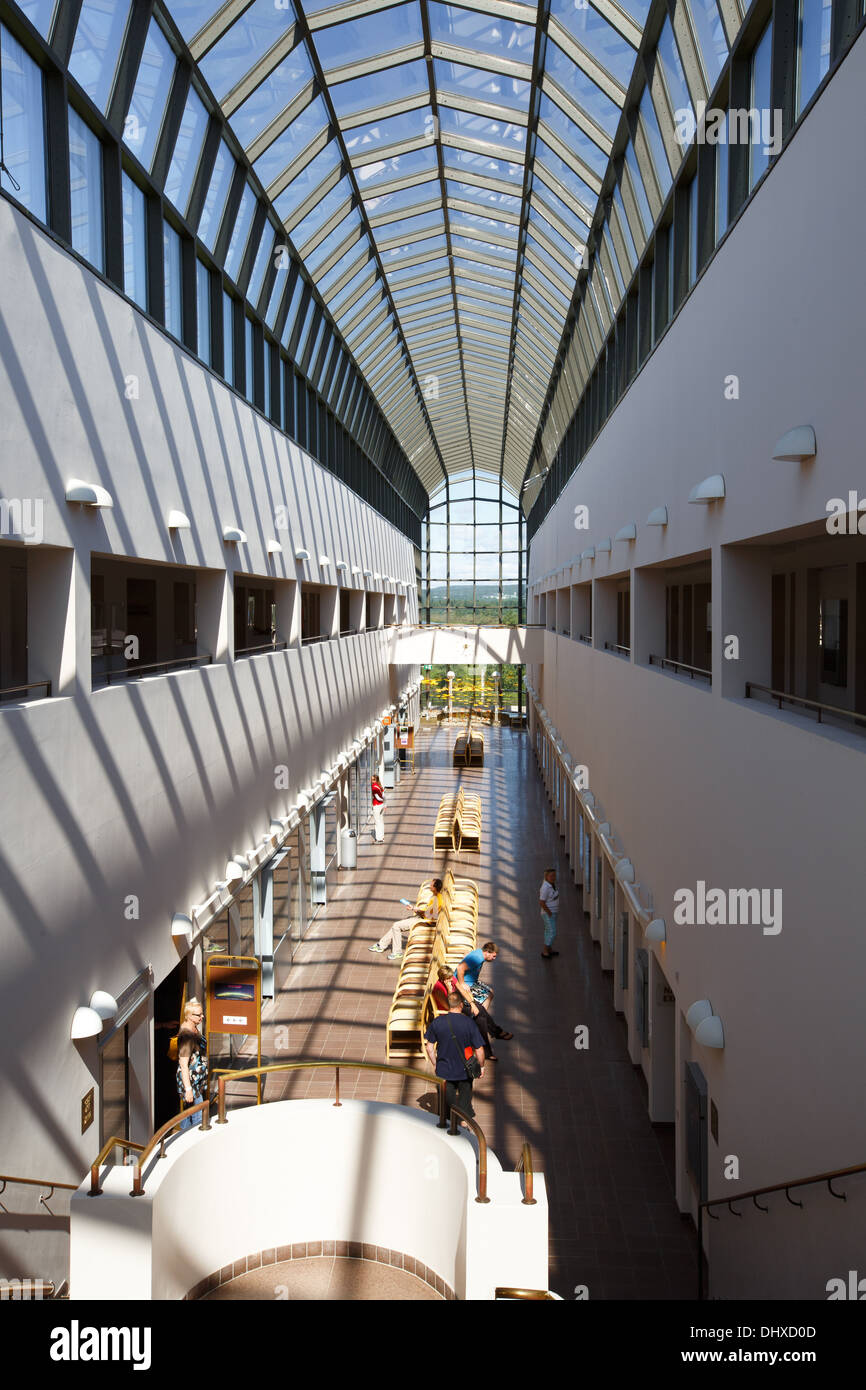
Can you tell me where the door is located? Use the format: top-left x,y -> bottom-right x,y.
153,959 -> 187,1131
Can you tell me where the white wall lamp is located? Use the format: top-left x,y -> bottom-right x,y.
71,1006 -> 104,1040
319,555 -> 331,567
646,505 -> 668,526
295,547 -> 310,561
772,425 -> 816,461
171,913 -> 193,946
65,479 -> 113,508
596,537 -> 612,553
685,998 -> 724,1047
688,474 -> 725,504
645,917 -> 666,944
580,548 -> 595,561
167,509 -> 191,530
336,560 -> 348,572
615,857 -> 635,884
223,525 -> 247,544
266,539 -> 283,554
225,859 -> 246,883
90,990 -> 118,1022
615,523 -> 637,543
364,569 -> 373,579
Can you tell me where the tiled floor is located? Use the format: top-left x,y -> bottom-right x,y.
227,722 -> 696,1299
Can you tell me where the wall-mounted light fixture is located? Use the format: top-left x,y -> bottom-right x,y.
646,505 -> 668,526
266,539 -> 283,554
772,425 -> 816,461
65,479 -> 113,508
688,474 -> 725,504
615,523 -> 637,542
223,526 -> 247,544
167,510 -> 191,530
295,547 -> 310,561
645,918 -> 666,944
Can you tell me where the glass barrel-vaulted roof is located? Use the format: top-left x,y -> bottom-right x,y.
165,0 -> 652,494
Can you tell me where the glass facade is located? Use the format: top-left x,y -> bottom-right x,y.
0,23 -> 46,220
122,173 -> 147,309
68,107 -> 104,271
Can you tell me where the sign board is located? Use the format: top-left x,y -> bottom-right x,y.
206,959 -> 260,1036
81,1088 -> 94,1134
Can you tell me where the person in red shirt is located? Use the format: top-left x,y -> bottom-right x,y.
371,775 -> 385,843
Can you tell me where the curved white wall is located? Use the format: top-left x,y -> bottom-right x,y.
70,1100 -> 548,1301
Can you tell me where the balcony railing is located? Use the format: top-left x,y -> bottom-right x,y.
301,632 -> 331,645
235,639 -> 288,657
578,633 -> 592,644
95,653 -> 212,686
650,654 -> 711,682
0,679 -> 52,704
603,642 -> 630,656
745,682 -> 866,732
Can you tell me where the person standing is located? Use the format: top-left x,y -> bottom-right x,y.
425,990 -> 485,1122
371,775 -> 385,843
453,942 -> 513,1058
540,867 -> 560,958
176,998 -> 208,1132
369,877 -> 443,960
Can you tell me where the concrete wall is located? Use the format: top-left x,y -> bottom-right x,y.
0,196 -> 418,1283
527,31 -> 866,1297
70,1100 -> 548,1301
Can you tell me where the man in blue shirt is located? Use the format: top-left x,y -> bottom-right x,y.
453,942 -> 513,1061
425,991 -> 485,1122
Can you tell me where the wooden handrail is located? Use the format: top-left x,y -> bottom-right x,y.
697,1159 -> 866,1299
0,680 -> 52,700
494,1287 -> 554,1299
89,1137 -> 146,1195
448,1105 -> 490,1204
129,1101 -> 211,1197
515,1143 -> 536,1205
0,1173 -> 78,1202
745,681 -> 866,727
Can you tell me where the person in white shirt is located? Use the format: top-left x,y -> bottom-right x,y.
539,867 -> 560,959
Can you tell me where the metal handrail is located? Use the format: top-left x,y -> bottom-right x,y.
235,639 -> 287,655
448,1106 -> 490,1203
89,1137 -> 146,1196
603,641 -> 630,655
129,1101 -> 211,1197
697,1159 -> 866,1299
301,633 -> 331,645
98,653 -> 212,685
0,680 -> 52,701
0,1173 -> 78,1207
578,633 -> 592,644
338,628 -> 359,637
494,1287 -> 554,1299
515,1143 -> 537,1205
0,1279 -> 57,1299
745,682 -> 866,727
650,654 -> 711,680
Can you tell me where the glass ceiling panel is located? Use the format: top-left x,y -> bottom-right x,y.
656,18 -> 693,122
68,0 -> 132,114
443,147 -> 523,182
314,3 -> 423,72
638,85 -> 673,195
435,60 -> 531,113
538,94 -> 608,176
611,186 -> 637,270
446,179 -> 521,214
292,175 -> 354,248
197,0 -> 296,103
164,84 -> 210,214
345,107 -> 433,159
248,225 -> 276,304
548,0 -> 637,88
329,60 -> 429,119
534,140 -> 597,220
224,182 -> 257,281
449,207 -> 518,240
381,232 -> 448,266
438,105 -> 526,153
688,0 -> 728,89
387,253 -> 451,287
374,210 -> 445,244
168,2 -> 222,44
123,17 -> 176,172
365,180 -> 442,219
230,46 -> 315,151
305,207 -> 364,274
272,140 -> 343,219
252,95 -> 330,189
354,144 -> 438,188
528,207 -> 577,267
197,138 -> 235,249
544,40 -> 621,135
427,3 -> 535,62
623,141 -> 653,236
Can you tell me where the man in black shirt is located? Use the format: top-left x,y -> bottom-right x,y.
425,990 -> 485,1122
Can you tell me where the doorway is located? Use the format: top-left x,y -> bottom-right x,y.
153,959 -> 188,1132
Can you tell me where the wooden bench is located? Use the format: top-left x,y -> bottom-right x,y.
433,786 -> 482,853
453,732 -> 484,766
385,873 -> 479,1059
